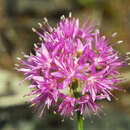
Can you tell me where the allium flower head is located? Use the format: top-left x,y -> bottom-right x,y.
16,13 -> 125,119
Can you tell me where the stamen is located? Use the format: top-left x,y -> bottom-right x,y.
112,32 -> 117,37
43,17 -> 48,23
126,52 -> 130,65
126,57 -> 130,60
14,64 -> 19,67
38,22 -> 43,28
69,12 -> 72,18
32,27 -> 44,38
53,111 -> 57,115
30,103 -> 35,107
95,29 -> 99,34
126,52 -> 130,55
53,27 -> 56,31
34,43 -> 38,48
17,57 -> 21,60
32,27 -> 36,32
117,40 -> 123,44
43,37 -> 48,42
46,32 -> 50,35
39,37 -> 42,41
61,15 -> 65,20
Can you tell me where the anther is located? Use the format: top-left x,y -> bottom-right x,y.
53,111 -> 56,115
126,57 -> 130,60
44,37 -> 48,42
38,22 -> 43,28
17,57 -> 21,60
61,15 -> 65,20
44,17 -> 48,23
30,103 -> 35,107
126,52 -> 130,55
69,12 -> 72,18
14,64 -> 19,67
39,37 -> 42,41
117,40 -> 123,44
46,32 -> 50,35
53,27 -> 56,31
112,32 -> 117,37
34,43 -> 38,48
95,29 -> 100,34
32,27 -> 36,32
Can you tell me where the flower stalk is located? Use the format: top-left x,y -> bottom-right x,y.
77,112 -> 83,130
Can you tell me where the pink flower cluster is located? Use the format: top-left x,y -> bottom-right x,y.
17,14 -> 125,119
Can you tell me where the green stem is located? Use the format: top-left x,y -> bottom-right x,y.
77,112 -> 83,130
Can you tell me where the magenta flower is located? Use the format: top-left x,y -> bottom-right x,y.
16,13 -> 125,121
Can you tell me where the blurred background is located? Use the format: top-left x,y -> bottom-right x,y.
0,0 -> 130,130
